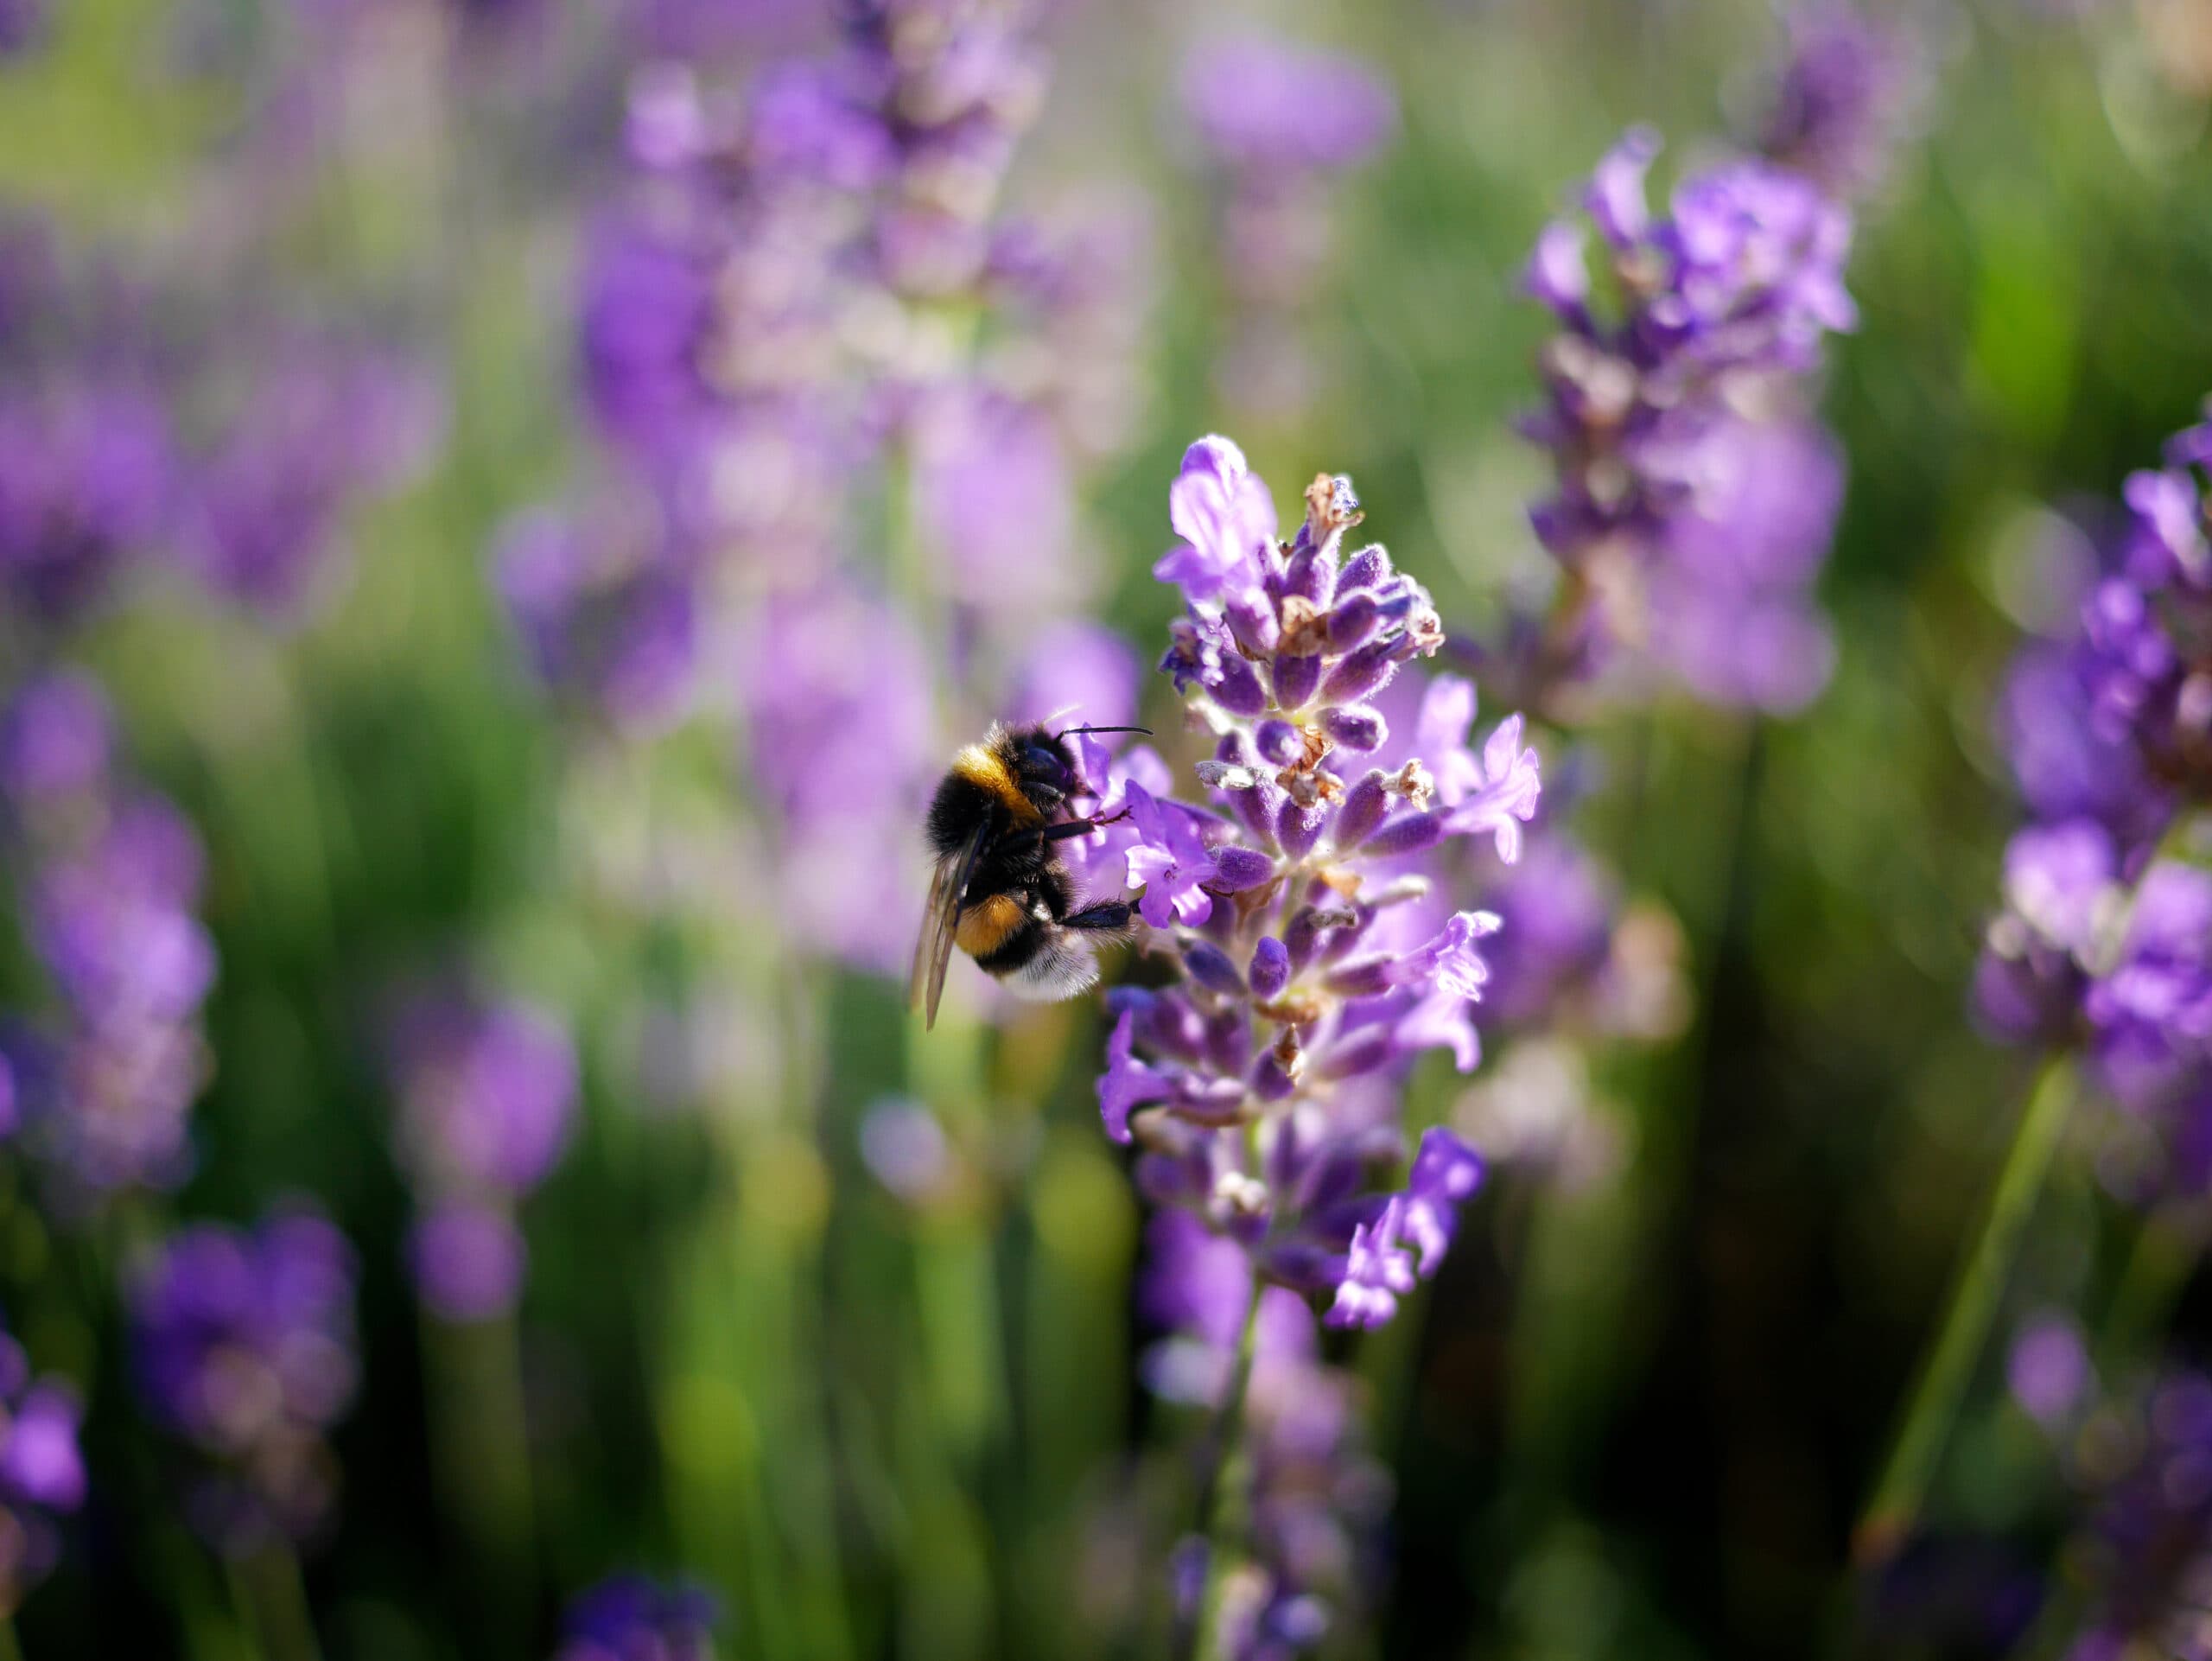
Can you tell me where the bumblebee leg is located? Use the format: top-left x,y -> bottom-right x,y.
1063,901 -> 1132,932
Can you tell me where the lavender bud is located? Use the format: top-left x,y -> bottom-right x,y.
1284,903 -> 1357,973
1183,942 -> 1247,996
1333,770 -> 1389,851
1363,810 -> 1446,858
1212,651 -> 1268,716
1255,719 -> 1304,767
1325,593 -> 1380,652
1248,1051 -> 1298,1102
1211,845 -> 1276,892
1277,797 -> 1326,859
1319,640 -> 1395,704
1322,955 -> 1394,998
1272,649 -> 1323,711
1249,936 -> 1290,1001
1317,1028 -> 1393,1080
1281,544 -> 1333,605
1319,704 -> 1386,753
1337,544 -> 1389,594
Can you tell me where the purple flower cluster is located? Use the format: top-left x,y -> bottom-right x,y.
1180,33 -> 1395,421
2024,1364 -> 2212,1659
130,1203 -> 360,1556
1752,3 -> 1923,202
554,1575 -> 719,1661
0,1321 -> 86,1613
1516,129 -> 1856,713
1098,438 -> 1539,1330
1976,409 -> 2212,1193
387,990 -> 579,1322
1141,1213 -> 1387,1659
0,222 -> 436,631
510,0 -> 1153,978
0,671 -> 215,1200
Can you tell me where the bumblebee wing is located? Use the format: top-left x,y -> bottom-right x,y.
910,820 -> 988,1030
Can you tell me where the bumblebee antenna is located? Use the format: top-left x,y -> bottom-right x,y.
1056,723 -> 1154,740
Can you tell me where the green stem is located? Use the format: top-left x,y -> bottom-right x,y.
1173,1276 -> 1266,1661
1853,1056 -> 2076,1565
228,1542 -> 322,1661
0,1613 -> 22,1661
2101,1203 -> 2205,1363
421,1306 -> 538,1634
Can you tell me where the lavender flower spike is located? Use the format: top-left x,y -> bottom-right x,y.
0,1321 -> 85,1612
1103,440 -> 1539,1330
1517,131 -> 1856,708
130,1202 -> 359,1556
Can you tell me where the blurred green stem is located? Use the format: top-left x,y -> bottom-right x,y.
1853,1056 -> 2076,1565
2101,1205 -> 2204,1361
227,1543 -> 321,1661
421,1306 -> 537,1636
1175,1276 -> 1264,1661
0,1614 -> 22,1661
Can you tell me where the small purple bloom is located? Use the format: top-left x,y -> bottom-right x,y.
130,1202 -> 359,1554
407,1204 -> 529,1326
1181,35 -> 1396,175
2007,1314 -> 2089,1427
1124,781 -> 1220,929
556,1575 -> 720,1661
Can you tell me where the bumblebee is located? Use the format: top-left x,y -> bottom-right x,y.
909,721 -> 1147,1029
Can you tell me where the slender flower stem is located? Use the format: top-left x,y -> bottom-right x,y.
228,1542 -> 323,1661
1174,1275 -> 1266,1661
0,1613 -> 22,1661
1853,1056 -> 2077,1565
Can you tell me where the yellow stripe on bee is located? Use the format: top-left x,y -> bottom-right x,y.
952,742 -> 1040,823
955,892 -> 1028,957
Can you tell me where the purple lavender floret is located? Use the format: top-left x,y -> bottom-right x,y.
1516,131 -> 1855,710
0,1321 -> 86,1612
1140,1214 -> 1388,1659
555,1575 -> 720,1661
130,1203 -> 359,1555
182,347 -> 442,620
0,678 -> 217,1199
2053,1368 -> 2212,1659
1100,439 -> 1537,1329
0,385 -> 173,622
1753,3 -> 1922,201
387,990 -> 578,1321
0,0 -> 47,56
390,994 -> 578,1197
1181,36 -> 1396,175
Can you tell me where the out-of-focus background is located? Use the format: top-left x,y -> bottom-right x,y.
4,0 -> 2212,1656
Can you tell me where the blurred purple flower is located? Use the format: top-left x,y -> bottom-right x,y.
0,1323 -> 84,1611
0,385 -> 173,622
556,1575 -> 720,1661
495,510 -> 700,735
1646,415 -> 1843,713
1754,3 -> 1923,201
1181,36 -> 1396,175
130,1203 -> 359,1555
2007,1314 -> 2090,1427
408,1204 -> 530,1325
183,347 -> 442,620
1137,1215 -> 1389,1657
0,670 -> 111,805
390,994 -> 578,1198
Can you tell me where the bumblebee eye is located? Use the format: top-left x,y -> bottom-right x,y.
1017,744 -> 1070,787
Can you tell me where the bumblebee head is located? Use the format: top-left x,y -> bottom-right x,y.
1002,726 -> 1081,813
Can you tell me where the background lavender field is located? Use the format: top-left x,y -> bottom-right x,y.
6,0 -> 2212,1658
